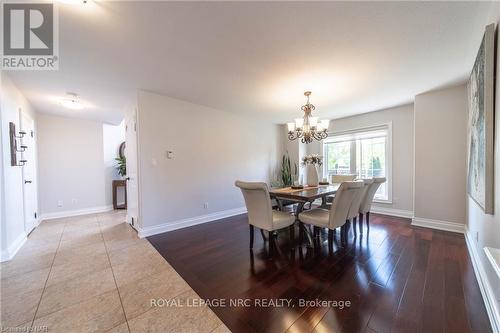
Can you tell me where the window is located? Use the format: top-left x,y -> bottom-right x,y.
323,124 -> 392,202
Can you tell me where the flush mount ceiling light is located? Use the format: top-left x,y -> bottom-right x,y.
60,93 -> 84,110
58,0 -> 88,4
287,91 -> 329,144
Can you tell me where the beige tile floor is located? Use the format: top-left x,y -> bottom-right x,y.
0,210 -> 230,333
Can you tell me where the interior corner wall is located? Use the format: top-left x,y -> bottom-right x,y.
281,124 -> 302,180
37,114 -> 107,218
1,73 -> 37,261
414,84 -> 468,225
136,91 -> 282,230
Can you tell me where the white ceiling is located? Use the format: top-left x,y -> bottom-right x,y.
5,1 -> 495,124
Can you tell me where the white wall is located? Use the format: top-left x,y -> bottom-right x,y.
466,1 -> 500,325
414,84 -> 468,225
0,73 -> 37,261
37,114 -> 107,217
136,91 -> 282,232
0,98 -> 4,256
298,104 -> 414,214
103,121 -> 125,206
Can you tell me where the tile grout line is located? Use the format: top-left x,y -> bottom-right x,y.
28,216 -> 131,327
30,221 -> 68,327
99,216 -> 132,333
208,324 -> 226,333
120,285 -> 193,324
27,213 -> 209,331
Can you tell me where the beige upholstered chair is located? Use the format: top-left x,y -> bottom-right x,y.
325,174 -> 357,205
298,181 -> 363,247
235,181 -> 295,255
346,179 -> 373,234
359,177 -> 386,229
330,174 -> 357,184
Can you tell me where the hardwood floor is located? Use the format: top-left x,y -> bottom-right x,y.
148,213 -> 491,333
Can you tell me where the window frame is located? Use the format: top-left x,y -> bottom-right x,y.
322,122 -> 393,203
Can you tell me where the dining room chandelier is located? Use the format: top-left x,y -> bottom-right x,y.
287,91 -> 329,144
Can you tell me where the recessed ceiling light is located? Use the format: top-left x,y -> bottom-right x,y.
60,93 -> 84,110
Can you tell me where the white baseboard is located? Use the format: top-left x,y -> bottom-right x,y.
370,206 -> 414,219
39,205 -> 113,221
138,207 -> 247,238
0,232 -> 27,262
465,228 -> 500,333
411,216 -> 465,234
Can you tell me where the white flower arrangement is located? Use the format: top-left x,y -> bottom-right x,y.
301,154 -> 323,167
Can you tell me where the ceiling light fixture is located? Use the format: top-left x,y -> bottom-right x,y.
60,93 -> 84,110
58,0 -> 88,4
287,91 -> 329,144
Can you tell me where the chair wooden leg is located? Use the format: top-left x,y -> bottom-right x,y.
340,226 -> 346,245
313,226 -> 321,238
366,212 -> 370,229
249,225 -> 254,249
267,231 -> 274,258
269,231 -> 274,257
328,229 -> 333,248
353,217 -> 357,236
289,224 -> 295,246
260,229 -> 267,241
299,222 -> 304,244
359,213 -> 364,234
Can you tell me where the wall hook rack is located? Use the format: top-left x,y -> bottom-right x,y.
9,122 -> 18,166
15,131 -> 26,139
17,145 -> 27,153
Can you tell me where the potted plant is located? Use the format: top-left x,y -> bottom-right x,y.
115,156 -> 126,178
280,152 -> 298,187
302,154 -> 323,186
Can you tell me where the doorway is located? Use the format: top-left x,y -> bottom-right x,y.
125,107 -> 139,230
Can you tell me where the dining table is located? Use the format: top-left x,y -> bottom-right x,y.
269,184 -> 340,246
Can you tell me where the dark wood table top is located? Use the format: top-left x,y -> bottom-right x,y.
269,184 -> 340,201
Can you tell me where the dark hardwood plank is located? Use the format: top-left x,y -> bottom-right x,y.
147,213 -> 492,333
366,234 -> 417,333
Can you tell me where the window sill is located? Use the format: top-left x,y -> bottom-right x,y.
484,247 -> 500,280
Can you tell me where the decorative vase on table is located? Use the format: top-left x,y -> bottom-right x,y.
301,154 -> 323,187
306,164 -> 319,186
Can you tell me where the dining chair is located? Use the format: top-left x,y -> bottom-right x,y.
325,174 -> 357,205
235,180 -> 295,256
346,178 -> 373,234
330,174 -> 357,184
359,177 -> 386,230
298,181 -> 363,248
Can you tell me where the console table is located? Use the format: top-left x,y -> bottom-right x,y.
112,179 -> 127,209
